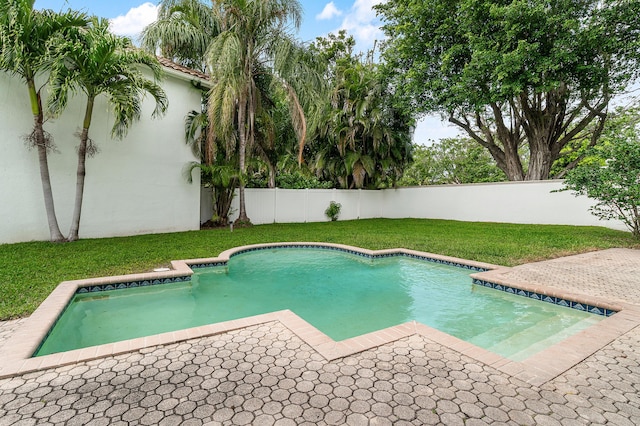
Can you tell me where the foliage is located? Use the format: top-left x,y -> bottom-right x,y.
206,0 -> 320,222
562,108 -> 640,237
308,31 -> 414,189
46,17 -> 167,241
184,161 -> 241,226
0,0 -> 88,241
141,0 -> 218,72
250,83 -> 304,188
184,108 -> 240,226
1,219 -> 636,319
324,201 -> 341,221
401,138 -> 506,186
246,169 -> 333,189
376,0 -> 640,181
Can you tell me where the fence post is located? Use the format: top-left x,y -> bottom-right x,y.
273,187 -> 278,223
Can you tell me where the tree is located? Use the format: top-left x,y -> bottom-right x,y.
47,17 -> 167,241
400,138 -> 506,186
562,107 -> 640,238
377,0 -> 640,181
183,107 -> 241,226
0,0 -> 88,241
206,0 -> 315,223
310,32 -> 414,189
141,0 -> 218,72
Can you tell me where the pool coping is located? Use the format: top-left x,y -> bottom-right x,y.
1,242 -> 638,386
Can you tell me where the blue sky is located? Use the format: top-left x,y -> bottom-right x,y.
34,1 -> 384,47
34,0 -> 460,143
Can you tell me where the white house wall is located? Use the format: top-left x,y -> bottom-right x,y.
0,70 -> 202,244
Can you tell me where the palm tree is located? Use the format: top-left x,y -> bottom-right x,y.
312,55 -> 413,189
141,0 -> 218,72
183,108 -> 241,226
0,0 -> 88,242
47,17 -> 168,241
206,0 -> 314,223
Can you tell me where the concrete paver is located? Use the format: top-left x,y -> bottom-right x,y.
1,248 -> 639,425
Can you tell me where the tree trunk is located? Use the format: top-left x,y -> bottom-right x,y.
236,97 -> 250,223
501,140 -> 526,181
67,96 -> 95,242
449,110 -> 526,181
213,178 -> 237,227
526,143 -> 553,180
267,162 -> 276,188
29,80 -> 65,242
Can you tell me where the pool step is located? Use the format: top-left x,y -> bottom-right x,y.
477,316 -> 602,361
466,312 -> 560,350
501,316 -> 602,361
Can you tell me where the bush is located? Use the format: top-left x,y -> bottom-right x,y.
325,201 -> 342,221
561,109 -> 640,238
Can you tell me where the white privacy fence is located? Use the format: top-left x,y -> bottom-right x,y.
213,181 -> 626,231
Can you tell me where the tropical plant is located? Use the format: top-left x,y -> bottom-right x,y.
206,0 -> 319,223
310,32 -> 413,189
141,0 -> 218,72
185,161 -> 241,226
324,201 -> 341,222
377,0 -> 640,181
0,0 -> 88,241
562,108 -> 640,238
47,17 -> 168,241
183,108 -> 240,226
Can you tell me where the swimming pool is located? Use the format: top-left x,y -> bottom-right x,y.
35,246 -> 606,360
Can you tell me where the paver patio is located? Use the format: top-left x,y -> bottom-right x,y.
1,248 -> 639,425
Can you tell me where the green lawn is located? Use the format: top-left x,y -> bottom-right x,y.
1,218 -> 636,320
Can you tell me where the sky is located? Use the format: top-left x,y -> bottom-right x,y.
34,0 -> 461,143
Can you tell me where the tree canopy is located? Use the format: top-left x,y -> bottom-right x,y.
308,32 -> 414,189
377,0 -> 640,181
400,138 -> 506,186
141,0 -> 218,72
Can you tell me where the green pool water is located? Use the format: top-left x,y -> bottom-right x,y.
36,248 -> 603,360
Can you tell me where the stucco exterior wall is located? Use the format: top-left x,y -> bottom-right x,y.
224,182 -> 627,232
0,69 -> 202,244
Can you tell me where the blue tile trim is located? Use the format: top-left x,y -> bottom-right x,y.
471,278 -> 616,317
75,275 -> 191,295
190,261 -> 228,269
217,244 -> 490,272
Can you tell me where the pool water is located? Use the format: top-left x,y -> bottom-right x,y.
35,248 -> 603,359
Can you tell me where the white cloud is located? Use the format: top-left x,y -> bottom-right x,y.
337,0 -> 386,51
316,2 -> 343,20
109,3 -> 158,38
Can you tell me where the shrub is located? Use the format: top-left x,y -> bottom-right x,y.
325,201 -> 342,221
561,109 -> 640,238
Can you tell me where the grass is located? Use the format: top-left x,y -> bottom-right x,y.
1,218 -> 637,320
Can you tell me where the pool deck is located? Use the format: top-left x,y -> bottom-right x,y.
1,247 -> 639,425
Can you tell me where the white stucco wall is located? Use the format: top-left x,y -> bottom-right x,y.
225,182 -> 627,232
0,68 -> 202,244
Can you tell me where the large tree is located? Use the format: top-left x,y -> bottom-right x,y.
47,17 -> 167,241
206,0 -> 316,223
376,0 -> 640,181
0,0 -> 87,241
